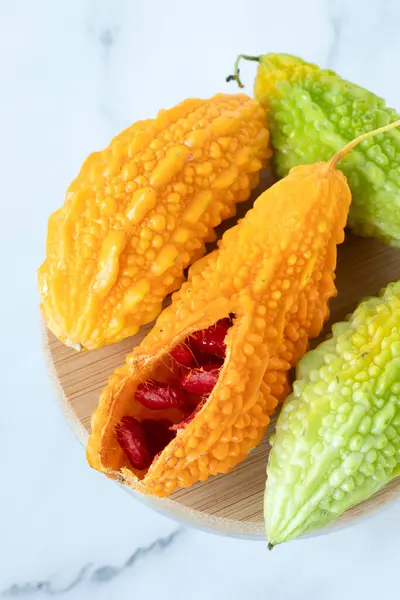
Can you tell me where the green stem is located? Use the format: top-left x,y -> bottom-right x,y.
226,54 -> 260,89
329,118 -> 400,169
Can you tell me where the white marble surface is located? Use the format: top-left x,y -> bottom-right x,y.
2,0 -> 400,597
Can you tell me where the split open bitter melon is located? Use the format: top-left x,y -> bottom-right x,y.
38,94 -> 270,350
228,53 -> 400,245
86,139 -> 351,497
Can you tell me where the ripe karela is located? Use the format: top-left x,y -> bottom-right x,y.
38,94 -> 270,350
265,280 -> 400,545
87,130 -> 352,496
228,53 -> 400,246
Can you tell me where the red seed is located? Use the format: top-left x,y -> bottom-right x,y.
170,400 -> 206,431
142,419 -> 175,458
136,380 -> 190,410
170,343 -> 195,367
180,363 -> 221,395
190,317 -> 231,359
195,353 -> 225,367
115,416 -> 152,470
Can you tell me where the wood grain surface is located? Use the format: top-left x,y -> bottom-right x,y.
42,178 -> 400,538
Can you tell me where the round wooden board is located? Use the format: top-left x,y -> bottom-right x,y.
43,208 -> 400,538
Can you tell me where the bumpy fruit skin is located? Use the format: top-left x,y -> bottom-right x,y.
253,53 -> 400,245
38,94 -> 270,350
86,159 -> 350,497
265,281 -> 400,546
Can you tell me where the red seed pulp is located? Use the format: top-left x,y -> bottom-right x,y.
116,316 -> 234,470
142,419 -> 175,457
169,343 -> 195,367
189,317 -> 232,359
115,416 -> 152,470
136,380 -> 190,410
179,363 -> 221,395
169,400 -> 206,431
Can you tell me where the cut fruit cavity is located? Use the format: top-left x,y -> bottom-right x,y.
115,316 -> 234,472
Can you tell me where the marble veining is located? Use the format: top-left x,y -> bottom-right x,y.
1,530 -> 183,597
325,0 -> 344,69
3,0 -> 400,598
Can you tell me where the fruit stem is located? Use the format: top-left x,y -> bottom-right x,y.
329,119 -> 400,169
267,542 -> 274,551
226,54 -> 260,89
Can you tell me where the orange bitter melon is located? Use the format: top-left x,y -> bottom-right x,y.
38,94 -> 270,350
86,143 -> 352,497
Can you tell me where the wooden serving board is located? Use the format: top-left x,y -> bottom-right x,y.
43,183 -> 400,538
